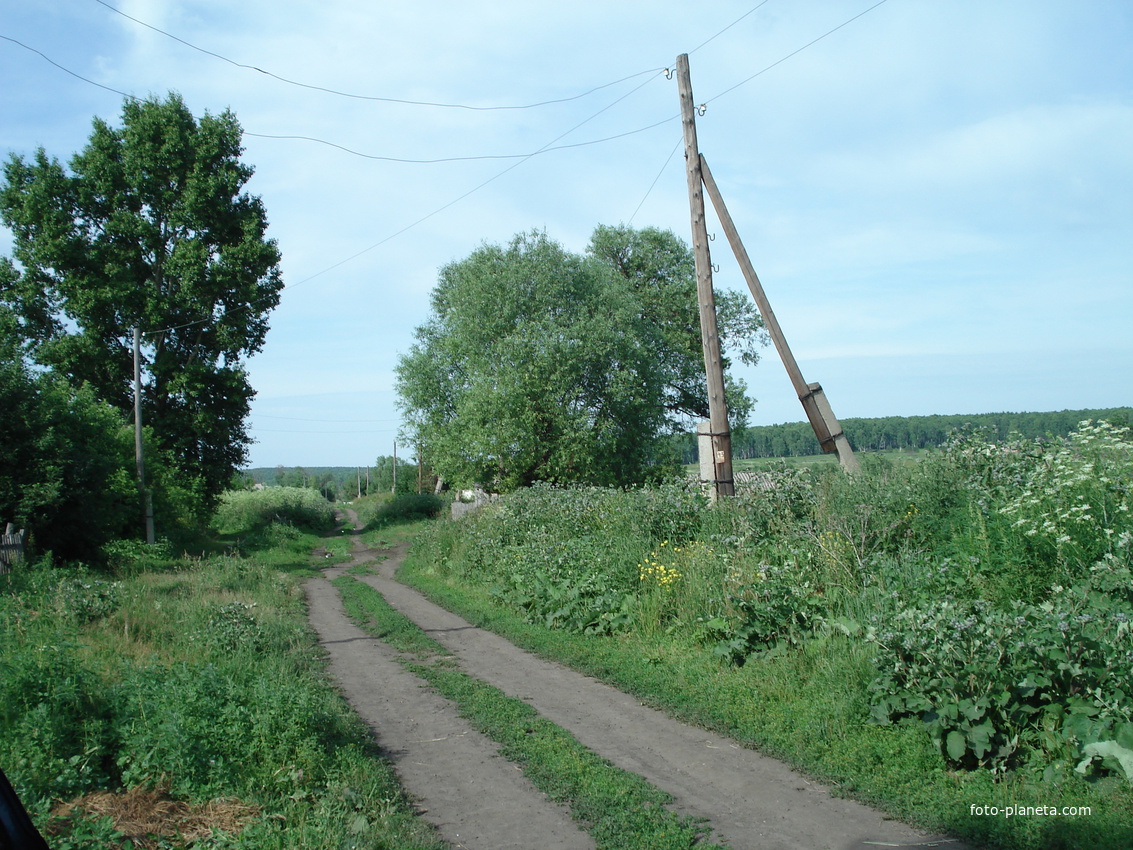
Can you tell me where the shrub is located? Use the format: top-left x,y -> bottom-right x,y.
0,640 -> 116,807
361,493 -> 443,528
0,364 -> 138,563
411,483 -> 707,635
868,560 -> 1133,780
886,421 -> 1133,603
213,487 -> 336,536
997,419 -> 1133,578
700,560 -> 828,664
113,656 -> 355,799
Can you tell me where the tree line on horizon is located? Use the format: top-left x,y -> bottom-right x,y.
253,409 -> 1133,481
242,456 -> 423,501
669,407 -> 1133,463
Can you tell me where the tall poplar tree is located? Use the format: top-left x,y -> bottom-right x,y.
0,93 -> 283,516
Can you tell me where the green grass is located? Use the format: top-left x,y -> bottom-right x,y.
684,447 -> 929,476
350,491 -> 445,530
0,525 -> 444,849
333,573 -> 725,849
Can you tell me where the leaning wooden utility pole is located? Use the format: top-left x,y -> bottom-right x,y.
133,328 -> 156,544
677,53 -> 734,499
699,156 -> 861,473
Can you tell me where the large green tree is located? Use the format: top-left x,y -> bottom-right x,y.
588,224 -> 765,428
0,93 -> 283,515
396,227 -> 766,490
397,231 -> 674,489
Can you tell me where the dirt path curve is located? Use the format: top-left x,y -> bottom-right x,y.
311,513 -> 968,850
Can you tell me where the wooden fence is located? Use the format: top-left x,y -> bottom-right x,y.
1,523 -> 28,574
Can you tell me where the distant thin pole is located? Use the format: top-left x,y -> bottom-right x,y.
392,442 -> 397,494
417,442 -> 423,494
133,328 -> 156,544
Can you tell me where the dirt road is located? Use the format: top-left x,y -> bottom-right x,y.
305,519 -> 966,850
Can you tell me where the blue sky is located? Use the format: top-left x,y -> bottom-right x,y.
2,0 -> 1130,468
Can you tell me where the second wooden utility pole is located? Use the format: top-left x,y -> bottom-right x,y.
677,53 -> 734,499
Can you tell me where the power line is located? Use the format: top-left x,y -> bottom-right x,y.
93,0 -> 664,112
272,68 -> 671,292
705,0 -> 891,105
245,114 -> 676,165
0,34 -> 132,99
3,33 -> 671,170
688,0 -> 774,55
6,0 -> 891,339
138,67 -> 670,337
2,30 -> 671,337
628,136 -> 683,224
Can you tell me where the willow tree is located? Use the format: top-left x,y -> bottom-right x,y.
396,227 -> 766,491
588,223 -> 765,428
0,93 -> 283,517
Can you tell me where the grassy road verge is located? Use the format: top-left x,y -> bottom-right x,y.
1,516 -> 444,849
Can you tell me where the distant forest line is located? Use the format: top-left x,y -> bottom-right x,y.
672,407 -> 1133,464
248,408 -> 1132,485
244,456 -> 419,499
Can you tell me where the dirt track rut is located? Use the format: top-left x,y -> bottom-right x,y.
306,522 -> 967,850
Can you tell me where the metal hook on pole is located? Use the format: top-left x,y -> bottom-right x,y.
664,67 -> 675,80
696,103 -> 707,116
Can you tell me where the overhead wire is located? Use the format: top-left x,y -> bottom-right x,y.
278,68 -> 672,293
129,66 -> 672,338
704,0 -> 891,105
0,34 -> 132,99
8,1 -> 898,455
628,136 -> 683,224
245,114 -> 676,165
4,0 -> 892,340
688,0 -> 774,55
1,33 -> 671,169
0,29 -> 671,338
92,0 -> 665,112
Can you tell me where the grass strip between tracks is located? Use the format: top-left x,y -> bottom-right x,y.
331,574 -> 726,850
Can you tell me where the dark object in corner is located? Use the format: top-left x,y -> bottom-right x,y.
0,767 -> 49,850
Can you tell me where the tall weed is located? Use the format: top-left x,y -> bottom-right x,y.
214,487 -> 336,536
